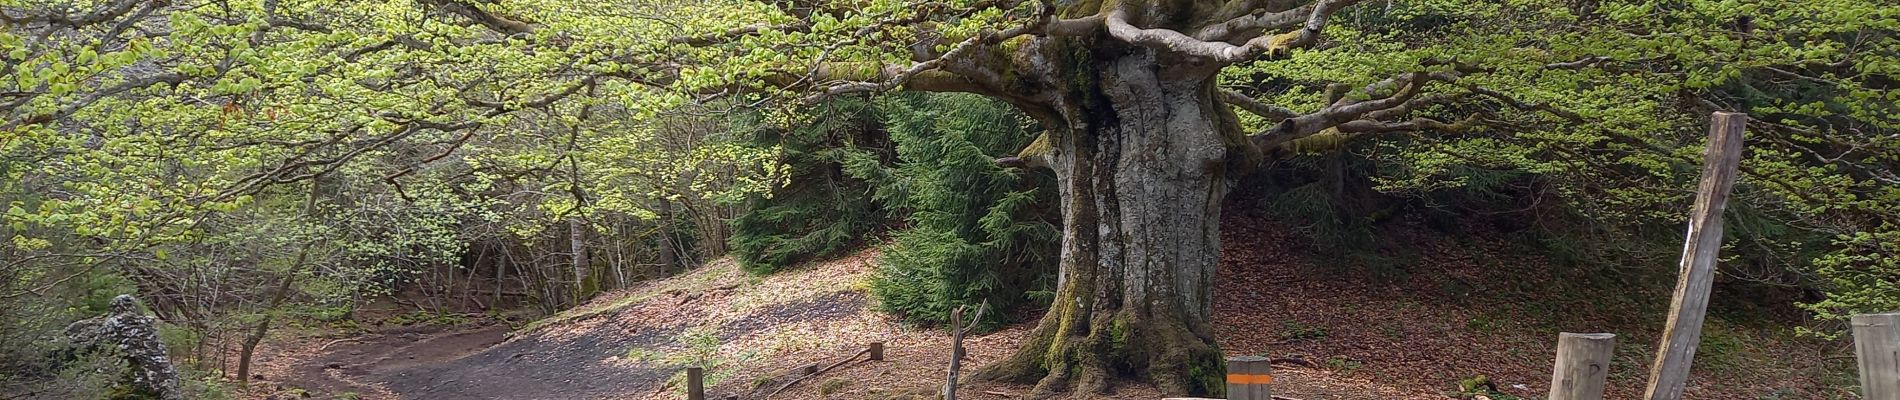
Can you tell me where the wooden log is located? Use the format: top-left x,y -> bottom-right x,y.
687,367 -> 706,400
766,347 -> 872,397
1226,355 -> 1272,400
1854,312 -> 1900,400
870,341 -> 883,361
1549,333 -> 1616,400
1642,111 -> 1745,400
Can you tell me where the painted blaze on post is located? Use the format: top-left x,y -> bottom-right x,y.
1225,356 -> 1273,400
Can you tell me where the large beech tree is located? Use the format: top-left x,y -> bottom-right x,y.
6,0 -> 1896,397
665,0 -> 1604,395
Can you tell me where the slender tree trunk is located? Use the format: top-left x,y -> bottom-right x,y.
657,196 -> 676,275
237,180 -> 321,387
568,217 -> 591,305
234,301 -> 274,386
974,48 -> 1239,397
493,242 -> 506,307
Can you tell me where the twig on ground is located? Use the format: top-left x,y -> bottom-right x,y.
317,338 -> 366,351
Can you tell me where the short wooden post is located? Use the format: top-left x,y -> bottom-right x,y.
1225,355 -> 1271,400
686,367 -> 706,400
870,342 -> 884,361
1549,333 -> 1616,400
1854,312 -> 1900,400
1643,112 -> 1745,400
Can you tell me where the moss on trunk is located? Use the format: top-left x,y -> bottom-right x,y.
973,40 -> 1239,397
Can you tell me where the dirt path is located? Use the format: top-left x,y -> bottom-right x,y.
251,253 -> 1432,400
260,318 -> 676,400
257,324 -> 510,399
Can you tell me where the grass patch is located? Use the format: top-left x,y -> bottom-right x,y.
1278,320 -> 1329,341
819,378 -> 850,395
1323,356 -> 1363,375
386,310 -> 470,326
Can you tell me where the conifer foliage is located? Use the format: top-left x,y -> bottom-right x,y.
728,99 -> 893,274
851,94 -> 1058,329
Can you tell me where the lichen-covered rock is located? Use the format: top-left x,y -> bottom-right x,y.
62,294 -> 184,400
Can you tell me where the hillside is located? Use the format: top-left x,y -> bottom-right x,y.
244,211 -> 1850,400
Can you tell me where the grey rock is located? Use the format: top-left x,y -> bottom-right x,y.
62,295 -> 184,400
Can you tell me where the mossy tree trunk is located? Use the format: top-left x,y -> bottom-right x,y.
793,0 -> 1445,396
969,29 -> 1252,397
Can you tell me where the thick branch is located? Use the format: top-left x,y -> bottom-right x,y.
1335,114 -> 1479,134
1104,0 -> 1357,64
1219,89 -> 1298,120
417,0 -> 537,35
1251,70 -> 1458,149
1044,14 -> 1107,36
1194,1 -> 1321,42
0,0 -> 146,28
806,1 -> 1055,99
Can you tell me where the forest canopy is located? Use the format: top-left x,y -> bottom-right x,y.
3,0 -> 1897,397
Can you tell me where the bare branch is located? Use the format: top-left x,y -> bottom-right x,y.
806,1 -> 1057,100
1461,84 -> 1584,122
416,0 -> 537,35
669,23 -> 811,46
0,0 -> 147,28
1545,56 -> 1613,70
1219,89 -> 1298,120
1044,14 -> 1107,36
1194,1 -> 1320,42
1105,0 -> 1358,64
2,72 -> 187,131
1335,114 -> 1479,134
1251,69 -> 1459,149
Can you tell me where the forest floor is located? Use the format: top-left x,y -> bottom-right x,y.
244,209 -> 1857,400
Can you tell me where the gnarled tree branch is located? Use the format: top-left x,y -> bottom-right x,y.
1251,69 -> 1460,149
1104,0 -> 1358,64
1219,89 -> 1298,120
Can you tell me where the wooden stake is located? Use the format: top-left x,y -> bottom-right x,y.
1225,356 -> 1272,400
686,367 -> 706,400
869,341 -> 884,361
1643,111 -> 1745,400
1854,312 -> 1900,400
1549,333 -> 1616,400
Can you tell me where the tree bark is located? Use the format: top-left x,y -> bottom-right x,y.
657,196 -> 677,275
568,217 -> 591,304
237,179 -> 321,387
973,44 -> 1239,397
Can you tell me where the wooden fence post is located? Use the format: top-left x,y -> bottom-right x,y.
1549,333 -> 1616,400
1854,312 -> 1900,400
1225,355 -> 1271,400
686,366 -> 706,400
1643,111 -> 1745,400
870,341 -> 884,361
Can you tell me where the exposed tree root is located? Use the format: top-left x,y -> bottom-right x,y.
972,308 -> 1225,399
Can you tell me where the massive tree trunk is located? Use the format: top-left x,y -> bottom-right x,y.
783,0 -> 1441,395
973,40 -> 1247,396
